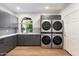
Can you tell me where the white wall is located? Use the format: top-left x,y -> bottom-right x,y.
16,13 -> 58,33
60,3 -> 79,56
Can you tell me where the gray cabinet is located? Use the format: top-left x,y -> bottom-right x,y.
17,35 -> 24,45
17,35 -> 41,46
12,35 -> 17,48
7,35 -> 17,50
0,11 -> 18,28
0,39 -> 7,55
0,35 -> 17,56
0,11 -> 18,36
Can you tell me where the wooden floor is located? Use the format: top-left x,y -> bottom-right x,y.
6,46 -> 71,56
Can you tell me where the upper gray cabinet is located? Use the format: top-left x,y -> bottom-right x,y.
0,11 -> 18,28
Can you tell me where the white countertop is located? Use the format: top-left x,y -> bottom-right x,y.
0,33 -> 40,39
0,33 -> 17,39
17,33 -> 40,35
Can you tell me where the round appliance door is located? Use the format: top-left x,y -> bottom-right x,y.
53,36 -> 62,45
53,21 -> 62,31
42,36 -> 51,45
42,21 -> 51,30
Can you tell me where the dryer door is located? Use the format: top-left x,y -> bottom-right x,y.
42,21 -> 51,30
42,36 -> 51,45
53,36 -> 62,45
53,21 -> 62,31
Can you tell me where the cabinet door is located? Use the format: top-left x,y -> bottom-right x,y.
17,35 -> 41,46
17,35 -> 24,45
4,37 -> 14,52
0,36 -> 17,56
0,11 -> 10,27
0,11 -> 18,28
8,36 -> 17,49
32,35 -> 41,45
0,39 -> 7,55
9,15 -> 18,28
13,35 -> 17,47
0,37 -> 12,55
23,35 -> 41,45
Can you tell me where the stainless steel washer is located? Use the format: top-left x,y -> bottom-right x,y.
41,34 -> 51,48
52,20 -> 63,32
41,19 -> 51,32
52,34 -> 63,48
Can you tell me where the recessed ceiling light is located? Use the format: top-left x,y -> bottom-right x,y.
17,6 -> 20,10
45,6 -> 49,9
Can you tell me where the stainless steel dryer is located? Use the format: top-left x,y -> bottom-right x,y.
52,20 -> 63,32
52,34 -> 63,48
41,34 -> 51,48
41,19 -> 51,32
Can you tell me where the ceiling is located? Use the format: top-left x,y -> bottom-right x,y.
0,3 -> 69,13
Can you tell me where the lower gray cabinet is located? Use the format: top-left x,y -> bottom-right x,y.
0,39 -> 7,55
0,34 -> 40,55
17,35 -> 41,46
17,35 -> 24,45
0,35 -> 17,56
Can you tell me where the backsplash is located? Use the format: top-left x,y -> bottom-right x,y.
0,28 -> 17,36
33,28 -> 40,33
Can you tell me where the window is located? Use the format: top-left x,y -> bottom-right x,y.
21,17 -> 33,33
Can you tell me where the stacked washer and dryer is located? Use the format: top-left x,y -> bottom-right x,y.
41,15 -> 63,49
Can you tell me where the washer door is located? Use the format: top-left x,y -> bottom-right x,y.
53,21 -> 62,31
42,36 -> 51,45
42,21 -> 51,30
53,36 -> 62,45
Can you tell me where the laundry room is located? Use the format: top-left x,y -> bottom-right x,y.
0,2 -> 79,57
